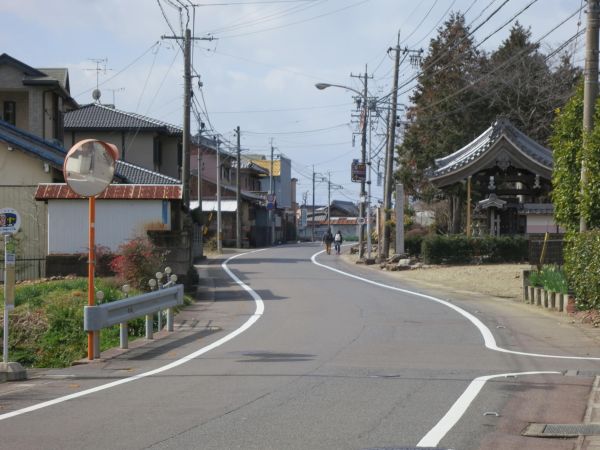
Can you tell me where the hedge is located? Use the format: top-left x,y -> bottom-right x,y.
421,235 -> 528,264
564,230 -> 600,309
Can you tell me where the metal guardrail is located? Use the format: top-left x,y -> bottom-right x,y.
83,284 -> 184,354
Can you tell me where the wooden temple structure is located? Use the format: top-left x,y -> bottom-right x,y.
427,118 -> 560,236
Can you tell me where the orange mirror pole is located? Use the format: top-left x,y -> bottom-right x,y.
88,196 -> 96,360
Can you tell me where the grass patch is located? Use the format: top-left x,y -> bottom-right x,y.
1,278 -> 193,368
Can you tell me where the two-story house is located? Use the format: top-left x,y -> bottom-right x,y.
64,103 -> 182,180
0,53 -> 78,266
191,136 -> 269,247
0,54 -> 187,279
248,155 -> 297,243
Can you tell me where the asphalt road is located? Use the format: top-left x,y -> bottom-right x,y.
0,243 -> 598,450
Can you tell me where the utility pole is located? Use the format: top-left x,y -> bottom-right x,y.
351,66 -> 372,259
327,172 -> 331,230
270,139 -> 275,245
182,29 -> 192,212
382,36 -> 401,259
382,36 -> 422,257
581,0 -> 600,232
215,137 -> 222,254
312,166 -> 316,241
236,126 -> 242,248
161,30 -> 214,220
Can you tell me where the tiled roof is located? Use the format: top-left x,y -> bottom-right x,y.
65,103 -> 182,135
115,160 -> 180,185
429,118 -> 553,180
0,119 -> 180,186
35,184 -> 182,200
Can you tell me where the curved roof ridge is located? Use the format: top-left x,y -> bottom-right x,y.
428,118 -> 553,185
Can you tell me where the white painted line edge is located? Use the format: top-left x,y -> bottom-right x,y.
311,250 -> 600,361
416,371 -> 560,447
0,249 -> 265,422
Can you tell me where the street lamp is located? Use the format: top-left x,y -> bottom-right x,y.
315,82 -> 368,259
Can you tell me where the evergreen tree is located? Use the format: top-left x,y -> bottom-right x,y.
397,13 -> 486,199
484,23 -> 580,143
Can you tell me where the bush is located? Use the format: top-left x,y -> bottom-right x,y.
528,265 -> 569,294
421,235 -> 528,264
405,235 -> 424,257
110,238 -> 165,289
564,230 -> 600,309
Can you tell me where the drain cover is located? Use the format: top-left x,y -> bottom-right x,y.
523,423 -> 600,437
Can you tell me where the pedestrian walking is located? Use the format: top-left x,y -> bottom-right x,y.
322,228 -> 334,255
333,230 -> 343,255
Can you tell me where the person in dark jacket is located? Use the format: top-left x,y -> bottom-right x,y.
322,229 -> 334,255
333,230 -> 343,255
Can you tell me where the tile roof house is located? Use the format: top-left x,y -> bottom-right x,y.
0,54 -> 185,274
64,103 -> 183,180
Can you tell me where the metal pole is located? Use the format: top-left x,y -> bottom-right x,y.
382,37 -> 401,259
88,196 -> 96,360
581,0 -> 600,232
312,167 -> 315,241
3,234 -> 9,364
216,138 -> 222,253
236,126 -> 242,248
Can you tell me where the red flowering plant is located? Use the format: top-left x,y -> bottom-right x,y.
109,238 -> 166,290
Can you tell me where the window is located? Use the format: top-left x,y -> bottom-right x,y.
3,101 -> 16,125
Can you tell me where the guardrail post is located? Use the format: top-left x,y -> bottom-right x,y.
167,307 -> 174,332
120,322 -> 128,349
93,331 -> 100,359
146,314 -> 153,340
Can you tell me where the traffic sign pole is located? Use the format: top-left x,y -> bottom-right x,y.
3,233 -> 10,364
0,207 -> 24,379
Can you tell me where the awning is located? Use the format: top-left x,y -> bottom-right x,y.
190,200 -> 238,212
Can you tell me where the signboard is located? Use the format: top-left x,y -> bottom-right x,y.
0,208 -> 20,235
351,159 -> 366,183
266,193 -> 276,211
300,209 -> 307,228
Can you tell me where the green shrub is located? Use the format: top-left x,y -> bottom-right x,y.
421,235 -> 528,264
564,230 -> 600,309
405,235 -> 424,256
528,265 -> 569,294
422,235 -> 471,264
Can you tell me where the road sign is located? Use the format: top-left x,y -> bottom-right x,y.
357,217 -> 365,225
351,160 -> 366,183
0,208 -> 20,235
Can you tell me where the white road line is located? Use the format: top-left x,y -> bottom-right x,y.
0,250 -> 265,422
312,250 -> 600,361
417,370 -> 561,447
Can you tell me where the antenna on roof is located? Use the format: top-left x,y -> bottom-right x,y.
85,58 -> 111,103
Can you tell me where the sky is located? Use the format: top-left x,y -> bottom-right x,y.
0,0 -> 585,205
